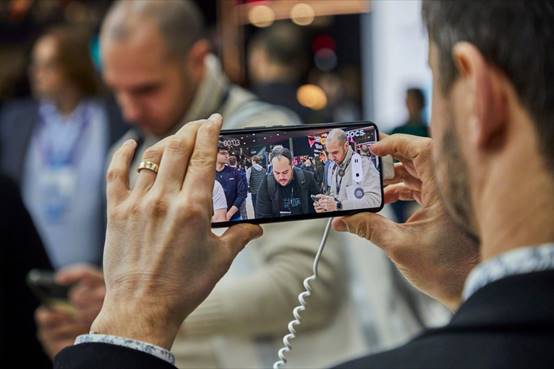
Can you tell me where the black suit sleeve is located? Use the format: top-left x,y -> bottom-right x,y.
54,343 -> 177,369
1,174 -> 52,368
254,175 -> 273,218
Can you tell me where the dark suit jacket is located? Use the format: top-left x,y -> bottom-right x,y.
1,174 -> 52,368
54,270 -> 554,369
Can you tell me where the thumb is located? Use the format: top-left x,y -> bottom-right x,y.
56,264 -> 103,286
333,212 -> 402,251
220,224 -> 263,258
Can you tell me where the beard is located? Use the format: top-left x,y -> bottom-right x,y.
437,109 -> 480,243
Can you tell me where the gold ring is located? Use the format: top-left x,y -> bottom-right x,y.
137,160 -> 159,174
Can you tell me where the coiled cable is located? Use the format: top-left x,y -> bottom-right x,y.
272,218 -> 333,369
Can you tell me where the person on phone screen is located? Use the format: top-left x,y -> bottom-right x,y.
256,146 -> 319,218
314,128 -> 381,213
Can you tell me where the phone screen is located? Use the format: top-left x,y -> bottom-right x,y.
212,122 -> 383,227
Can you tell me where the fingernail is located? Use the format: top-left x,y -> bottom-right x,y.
125,139 -> 137,149
209,113 -> 223,123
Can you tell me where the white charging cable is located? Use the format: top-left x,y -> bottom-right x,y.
273,217 -> 334,369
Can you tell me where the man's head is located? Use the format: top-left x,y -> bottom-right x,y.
422,1 -> 554,240
325,129 -> 350,165
30,26 -> 99,102
248,23 -> 307,84
252,155 -> 261,164
406,87 -> 425,120
271,146 -> 294,187
217,143 -> 230,166
100,0 -> 209,136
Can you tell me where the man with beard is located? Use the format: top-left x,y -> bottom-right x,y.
255,146 -> 319,218
53,1 -> 554,368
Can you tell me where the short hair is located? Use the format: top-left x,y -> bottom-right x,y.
251,155 -> 261,164
217,142 -> 228,152
249,23 -> 306,67
422,0 -> 554,172
407,87 -> 425,109
326,128 -> 347,144
102,0 -> 205,58
271,146 -> 292,165
39,26 -> 100,97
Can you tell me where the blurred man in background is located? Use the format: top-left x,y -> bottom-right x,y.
390,87 -> 429,222
248,23 -> 312,123
36,1 -> 365,368
0,26 -> 126,268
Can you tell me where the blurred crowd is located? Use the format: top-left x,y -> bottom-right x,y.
0,1 -> 437,368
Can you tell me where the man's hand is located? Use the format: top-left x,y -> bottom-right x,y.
226,205 -> 239,220
314,195 -> 337,212
35,264 -> 106,358
35,307 -> 89,358
333,134 -> 480,311
90,114 -> 262,350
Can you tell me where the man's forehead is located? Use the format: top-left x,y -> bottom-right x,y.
101,24 -> 175,81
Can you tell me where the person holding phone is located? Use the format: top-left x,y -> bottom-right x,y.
255,146 -> 320,218
314,128 -> 381,213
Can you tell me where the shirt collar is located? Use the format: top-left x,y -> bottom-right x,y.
462,242 -> 554,301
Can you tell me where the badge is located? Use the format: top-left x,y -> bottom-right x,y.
41,166 -> 77,223
354,187 -> 365,199
338,168 -> 345,177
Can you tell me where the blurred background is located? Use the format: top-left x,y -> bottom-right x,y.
0,0 -> 430,130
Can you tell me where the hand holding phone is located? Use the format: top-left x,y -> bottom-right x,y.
27,269 -> 76,315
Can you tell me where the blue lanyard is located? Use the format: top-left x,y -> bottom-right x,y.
36,103 -> 92,167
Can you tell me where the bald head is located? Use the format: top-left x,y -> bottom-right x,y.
327,128 -> 347,145
326,129 -> 349,165
101,0 -> 204,58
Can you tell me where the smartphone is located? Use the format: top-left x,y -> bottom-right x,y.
26,269 -> 76,314
212,121 -> 384,227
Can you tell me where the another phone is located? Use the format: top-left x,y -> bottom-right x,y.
26,269 -> 76,314
213,121 -> 384,227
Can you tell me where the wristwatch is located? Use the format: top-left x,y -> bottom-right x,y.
336,200 -> 343,210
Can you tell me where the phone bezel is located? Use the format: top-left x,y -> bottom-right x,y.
212,121 -> 384,228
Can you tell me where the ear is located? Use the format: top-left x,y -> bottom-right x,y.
186,39 -> 210,83
452,42 -> 508,149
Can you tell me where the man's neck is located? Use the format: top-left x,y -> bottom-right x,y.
216,163 -> 225,172
54,90 -> 82,117
475,121 -> 554,261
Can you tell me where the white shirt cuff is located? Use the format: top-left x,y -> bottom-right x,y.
75,333 -> 175,365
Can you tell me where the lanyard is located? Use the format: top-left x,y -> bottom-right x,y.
334,154 -> 352,195
37,103 -> 92,167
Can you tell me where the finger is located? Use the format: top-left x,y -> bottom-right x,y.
35,307 -> 74,328
384,183 -> 421,204
41,321 -> 87,340
181,114 -> 223,206
370,134 -> 430,161
69,284 -> 105,308
106,139 -> 137,206
133,140 -> 165,193
220,223 -> 263,259
55,264 -> 103,286
153,120 -> 202,192
332,212 -> 404,250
